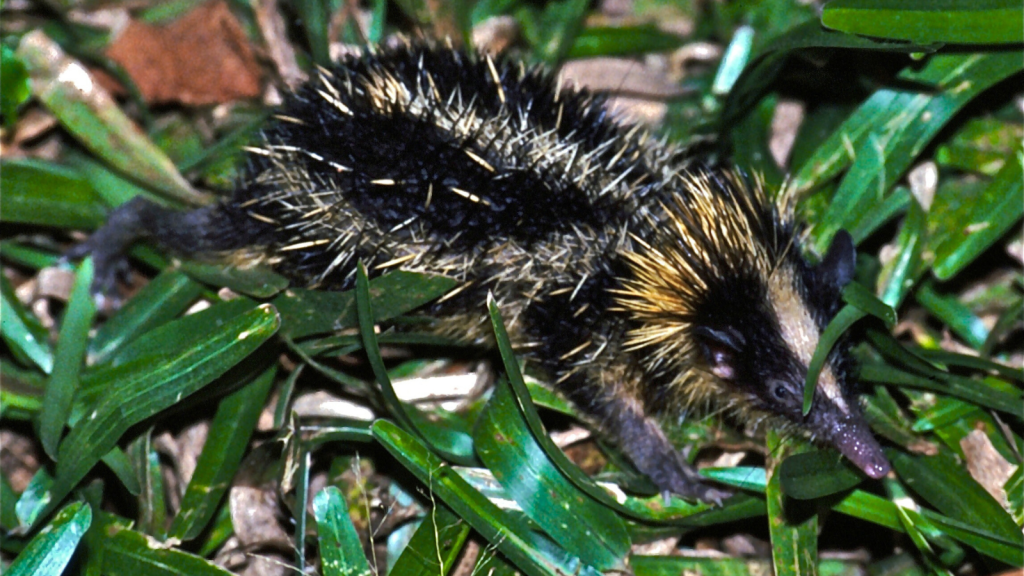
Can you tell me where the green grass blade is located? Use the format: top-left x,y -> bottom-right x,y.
42,303 -> 279,524
932,150 -> 1023,279
282,334 -> 374,396
372,419 -> 571,576
918,509 -> 1023,566
274,270 -> 456,339
804,305 -> 864,413
14,468 -> 52,529
889,450 -> 1019,541
877,198 -> 927,308
355,263 -> 476,463
97,298 -> 255,369
700,467 -> 767,493
863,328 -> 943,375
779,451 -> 865,499
67,151 -> 158,208
313,486 -> 374,576
568,25 -> 685,58
366,0 -> 387,43
730,95 -> 785,188
894,506 -> 947,573
626,492 -> 769,528
7,501 -> 91,576
849,186 -> 911,242
127,433 -> 167,537
792,52 -> 1022,200
178,260 -> 289,298
1,366 -> 45,421
519,0 -> 589,64
388,504 -> 470,576
862,391 -> 922,450
169,366 -> 277,540
0,239 -> 60,270
815,56 -> 1021,252
486,297 -> 635,512
830,488 -> 902,531
88,270 -> 204,365
723,20 -> 937,128
0,273 -> 54,374
766,431 -> 818,576
822,0 -> 1024,45
101,522 -> 236,576
79,509 -> 116,575
935,118 -> 1021,177
0,158 -> 107,229
294,0 -> 330,66
910,396 -> 980,433
910,347 -> 1023,384
915,282 -> 989,348
304,426 -> 376,449
842,282 -> 897,327
632,556 -> 863,576
1,473 -> 18,530
39,258 -> 96,460
713,25 -> 754,96
195,504 -> 234,558
293,442 -> 312,574
272,363 -> 302,428
1,44 -> 31,126
859,363 -> 1023,418
102,446 -> 142,497
475,375 -> 630,569
1005,465 -> 1022,526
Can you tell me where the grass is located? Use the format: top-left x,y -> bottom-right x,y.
1,1 -> 1022,575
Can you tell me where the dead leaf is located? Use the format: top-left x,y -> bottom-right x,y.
559,57 -> 688,126
961,428 -> 1016,507
106,1 -> 262,106
770,99 -> 804,169
471,15 -> 519,55
231,443 -> 291,549
251,0 -> 304,91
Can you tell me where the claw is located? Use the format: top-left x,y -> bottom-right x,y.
700,487 -> 732,506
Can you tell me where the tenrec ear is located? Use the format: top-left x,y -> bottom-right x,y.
820,230 -> 856,288
696,327 -> 745,381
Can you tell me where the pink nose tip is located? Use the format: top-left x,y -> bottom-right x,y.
860,452 -> 891,479
831,416 -> 890,479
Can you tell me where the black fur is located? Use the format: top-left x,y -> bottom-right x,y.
237,44 -> 660,287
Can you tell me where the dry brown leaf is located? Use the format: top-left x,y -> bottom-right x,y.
106,1 -> 262,106
251,0 -> 304,91
559,57 -> 687,126
769,99 -> 804,169
961,428 -> 1016,507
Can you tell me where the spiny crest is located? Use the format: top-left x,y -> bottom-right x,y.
663,170 -> 781,279
613,170 -> 792,356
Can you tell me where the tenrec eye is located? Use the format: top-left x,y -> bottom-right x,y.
772,383 -> 789,400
